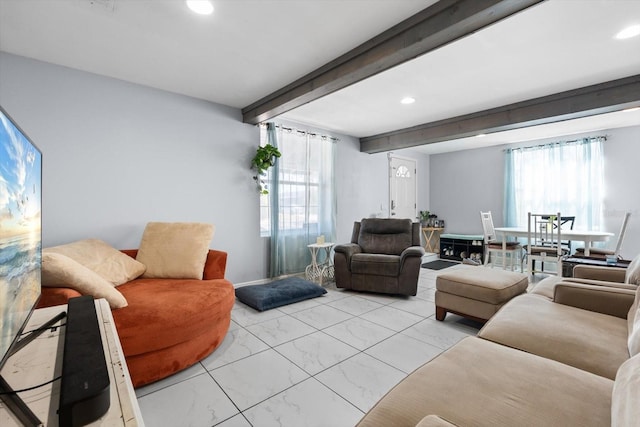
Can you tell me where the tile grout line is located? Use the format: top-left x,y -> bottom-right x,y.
137,266 -> 485,426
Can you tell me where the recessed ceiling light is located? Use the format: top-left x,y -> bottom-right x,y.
615,24 -> 640,40
400,97 -> 415,105
186,0 -> 214,15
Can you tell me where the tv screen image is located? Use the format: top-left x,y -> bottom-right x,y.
0,107 -> 42,371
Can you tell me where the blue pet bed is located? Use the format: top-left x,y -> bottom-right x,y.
235,277 -> 327,311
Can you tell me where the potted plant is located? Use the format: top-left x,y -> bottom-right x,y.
251,144 -> 281,194
419,210 -> 430,226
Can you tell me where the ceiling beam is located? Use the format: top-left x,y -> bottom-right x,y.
241,0 -> 544,125
359,74 -> 640,153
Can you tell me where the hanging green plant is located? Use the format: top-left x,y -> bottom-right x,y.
251,144 -> 281,194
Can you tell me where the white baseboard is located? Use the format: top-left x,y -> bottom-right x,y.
233,273 -> 305,288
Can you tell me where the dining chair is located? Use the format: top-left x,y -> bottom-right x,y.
541,214 -> 575,253
480,211 -> 523,271
532,214 -> 574,271
574,211 -> 631,259
526,212 -> 565,276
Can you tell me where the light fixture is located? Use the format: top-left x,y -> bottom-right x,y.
622,106 -> 640,113
186,0 -> 214,15
400,97 -> 415,105
476,133 -> 487,138
615,24 -> 640,40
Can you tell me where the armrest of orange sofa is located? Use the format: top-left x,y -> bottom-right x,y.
121,249 -> 228,280
203,250 -> 228,280
37,287 -> 82,309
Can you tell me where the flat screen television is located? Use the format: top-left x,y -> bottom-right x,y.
0,106 -> 42,373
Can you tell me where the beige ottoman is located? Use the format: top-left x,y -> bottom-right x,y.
435,267 -> 528,322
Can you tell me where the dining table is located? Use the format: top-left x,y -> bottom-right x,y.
493,227 -> 614,257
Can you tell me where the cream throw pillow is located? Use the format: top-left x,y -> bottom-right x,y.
45,238 -> 146,286
416,415 -> 458,427
625,253 -> 640,286
629,324 -> 640,357
628,292 -> 640,356
136,222 -> 214,279
41,252 -> 128,309
611,353 -> 640,427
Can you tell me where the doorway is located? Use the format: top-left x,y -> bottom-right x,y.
389,155 -> 417,220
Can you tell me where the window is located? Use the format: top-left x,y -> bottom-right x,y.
396,165 -> 411,178
259,126 -> 334,236
259,124 -> 337,277
504,137 -> 605,231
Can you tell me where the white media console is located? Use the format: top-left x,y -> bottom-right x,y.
0,299 -> 144,426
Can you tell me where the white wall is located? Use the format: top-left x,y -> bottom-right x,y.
429,127 -> 640,258
430,145 -> 503,235
0,53 -> 264,283
601,126 -> 640,259
0,52 -> 430,282
334,136 -> 430,241
5,51 -> 633,273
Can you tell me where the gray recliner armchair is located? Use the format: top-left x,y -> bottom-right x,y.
334,218 -> 425,296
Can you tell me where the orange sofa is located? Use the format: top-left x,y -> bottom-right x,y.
37,249 -> 235,388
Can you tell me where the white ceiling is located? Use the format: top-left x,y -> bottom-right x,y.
0,0 -> 431,107
1,0 -> 639,154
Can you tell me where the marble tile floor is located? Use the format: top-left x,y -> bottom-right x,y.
135,256 -> 487,427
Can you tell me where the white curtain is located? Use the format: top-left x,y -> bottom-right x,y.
262,124 -> 336,277
504,137 -> 605,231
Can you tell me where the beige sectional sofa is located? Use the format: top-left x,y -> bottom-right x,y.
358,257 -> 640,427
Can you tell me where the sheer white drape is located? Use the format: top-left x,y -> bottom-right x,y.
504,137 -> 605,231
260,124 -> 336,277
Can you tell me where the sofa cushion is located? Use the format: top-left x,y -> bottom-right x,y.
351,253 -> 400,276
612,353 -> 640,427
529,275 -> 564,299
358,218 -> 412,255
112,277 -> 234,356
136,222 -> 214,279
357,337 -> 612,427
478,293 -> 629,379
436,268 -> 528,305
41,252 -> 128,309
44,238 -> 146,286
235,277 -> 327,311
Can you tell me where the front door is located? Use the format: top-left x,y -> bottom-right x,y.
389,155 -> 417,220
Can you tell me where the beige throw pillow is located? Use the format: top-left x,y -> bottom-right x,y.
629,324 -> 640,357
416,415 -> 458,427
628,294 -> 640,356
136,222 -> 214,279
611,353 -> 640,427
41,252 -> 128,309
625,253 -> 640,286
45,238 -> 146,286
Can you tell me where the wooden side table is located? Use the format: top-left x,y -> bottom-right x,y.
305,243 -> 335,285
0,299 -> 144,426
421,227 -> 445,253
